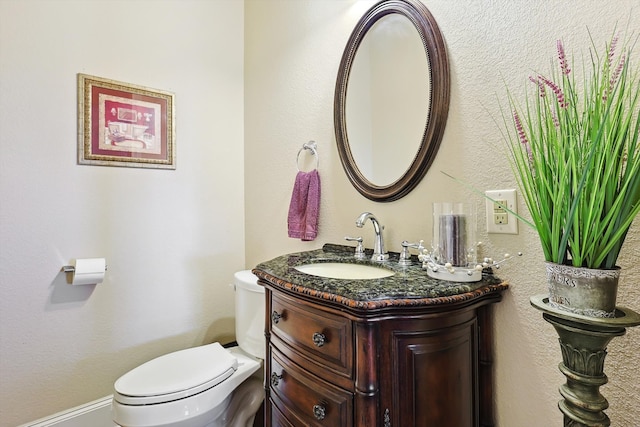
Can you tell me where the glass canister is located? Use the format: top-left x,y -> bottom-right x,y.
429,202 -> 480,282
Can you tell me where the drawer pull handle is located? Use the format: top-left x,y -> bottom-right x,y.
312,332 -> 326,347
313,404 -> 326,420
270,372 -> 283,387
271,310 -> 282,324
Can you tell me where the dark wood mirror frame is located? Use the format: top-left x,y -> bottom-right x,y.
334,0 -> 450,202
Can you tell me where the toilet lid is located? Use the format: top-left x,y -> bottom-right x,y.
114,342 -> 237,405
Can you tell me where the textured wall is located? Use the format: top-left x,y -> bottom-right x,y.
244,1 -> 640,425
0,1 -> 245,425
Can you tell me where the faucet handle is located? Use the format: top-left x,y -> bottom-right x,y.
344,236 -> 366,260
399,240 -> 424,266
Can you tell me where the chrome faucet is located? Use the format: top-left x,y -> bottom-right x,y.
355,212 -> 389,262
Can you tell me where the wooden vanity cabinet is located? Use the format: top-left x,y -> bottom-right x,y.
262,283 -> 503,427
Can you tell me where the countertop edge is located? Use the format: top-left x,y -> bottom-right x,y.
252,267 -> 509,310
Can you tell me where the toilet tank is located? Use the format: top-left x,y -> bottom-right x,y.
234,270 -> 265,359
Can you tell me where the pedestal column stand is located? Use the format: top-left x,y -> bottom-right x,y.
530,295 -> 640,427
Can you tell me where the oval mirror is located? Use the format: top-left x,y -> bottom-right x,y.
334,0 -> 450,202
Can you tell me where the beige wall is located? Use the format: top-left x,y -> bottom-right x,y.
245,1 -> 640,426
1,1 -> 638,426
0,1 -> 245,425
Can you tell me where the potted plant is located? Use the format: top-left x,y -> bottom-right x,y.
502,31 -> 640,318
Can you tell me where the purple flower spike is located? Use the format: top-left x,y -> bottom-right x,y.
514,111 -> 528,145
604,54 -> 626,102
529,76 -> 546,97
608,34 -> 619,70
514,111 -> 533,166
551,106 -> 560,128
557,40 -> 571,75
539,75 -> 568,108
610,54 -> 626,91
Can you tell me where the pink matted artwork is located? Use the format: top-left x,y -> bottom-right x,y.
78,74 -> 175,169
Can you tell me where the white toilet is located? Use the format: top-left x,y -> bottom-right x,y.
112,270 -> 265,427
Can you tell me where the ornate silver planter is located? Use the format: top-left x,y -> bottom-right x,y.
546,262 -> 620,318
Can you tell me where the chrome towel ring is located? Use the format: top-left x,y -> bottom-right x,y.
296,140 -> 319,171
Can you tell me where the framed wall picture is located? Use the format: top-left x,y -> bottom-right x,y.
77,74 -> 175,169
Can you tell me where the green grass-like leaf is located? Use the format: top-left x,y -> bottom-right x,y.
502,31 -> 640,268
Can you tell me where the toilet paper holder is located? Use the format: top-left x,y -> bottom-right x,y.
62,264 -> 108,273
62,258 -> 108,285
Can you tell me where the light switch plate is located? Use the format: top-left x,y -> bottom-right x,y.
485,189 -> 518,234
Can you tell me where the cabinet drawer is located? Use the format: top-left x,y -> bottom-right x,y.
270,292 -> 353,377
270,401 -> 296,427
269,347 -> 353,426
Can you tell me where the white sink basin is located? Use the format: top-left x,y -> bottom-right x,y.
294,262 -> 395,280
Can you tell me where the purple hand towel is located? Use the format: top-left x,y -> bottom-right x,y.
287,169 -> 321,241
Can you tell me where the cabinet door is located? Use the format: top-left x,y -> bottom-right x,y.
380,317 -> 478,427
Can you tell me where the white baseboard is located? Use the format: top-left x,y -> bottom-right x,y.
18,395 -> 114,427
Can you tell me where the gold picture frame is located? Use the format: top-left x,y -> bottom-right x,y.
78,74 -> 176,169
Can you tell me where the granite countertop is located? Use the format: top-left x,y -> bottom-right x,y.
253,244 -> 509,310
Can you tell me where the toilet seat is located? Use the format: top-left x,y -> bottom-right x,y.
114,342 -> 238,405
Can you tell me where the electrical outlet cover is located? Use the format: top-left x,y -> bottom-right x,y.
485,189 -> 518,234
